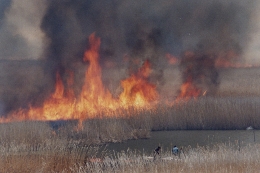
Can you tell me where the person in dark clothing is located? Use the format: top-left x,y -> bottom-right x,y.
154,146 -> 161,155
153,146 -> 161,160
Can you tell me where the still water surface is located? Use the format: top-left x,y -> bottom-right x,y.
105,130 -> 259,154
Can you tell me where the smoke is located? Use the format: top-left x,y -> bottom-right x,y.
40,0 -> 255,96
0,0 -> 48,114
0,0 -> 257,114
0,0 -> 47,60
174,0 -> 254,96
243,1 -> 260,65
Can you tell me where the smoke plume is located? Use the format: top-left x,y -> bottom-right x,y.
0,0 -> 257,114
243,2 -> 260,64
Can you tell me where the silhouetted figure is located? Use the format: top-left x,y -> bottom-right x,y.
155,146 -> 161,155
154,146 -> 161,160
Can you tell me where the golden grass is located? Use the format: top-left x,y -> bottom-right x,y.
0,95 -> 260,172
91,143 -> 260,173
149,97 -> 260,130
1,142 -> 260,172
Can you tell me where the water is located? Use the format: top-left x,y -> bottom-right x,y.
105,130 -> 259,155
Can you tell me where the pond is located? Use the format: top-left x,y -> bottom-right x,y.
105,130 -> 259,155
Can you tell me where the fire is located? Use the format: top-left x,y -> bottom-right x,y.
215,50 -> 256,68
176,51 -> 217,100
2,33 -> 247,124
78,33 -> 116,117
119,60 -> 158,107
29,71 -> 76,121
0,33 -> 158,123
177,77 -> 201,99
165,53 -> 178,65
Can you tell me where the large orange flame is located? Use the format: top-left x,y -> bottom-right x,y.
77,33 -> 116,118
1,34 -> 252,123
0,33 -> 158,123
119,60 -> 158,107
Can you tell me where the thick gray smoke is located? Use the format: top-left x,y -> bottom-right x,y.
0,0 -> 48,114
0,0 -> 47,60
0,0 -> 257,114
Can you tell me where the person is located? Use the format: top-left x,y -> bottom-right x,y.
154,146 -> 161,155
172,145 -> 179,156
153,146 -> 161,160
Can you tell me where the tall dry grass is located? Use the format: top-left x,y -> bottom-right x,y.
1,96 -> 259,140
1,142 -> 260,172
1,96 -> 260,172
75,143 -> 260,173
149,96 -> 260,130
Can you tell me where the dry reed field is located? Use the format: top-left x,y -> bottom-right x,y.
1,139 -> 260,172
0,96 -> 260,172
77,143 -> 260,173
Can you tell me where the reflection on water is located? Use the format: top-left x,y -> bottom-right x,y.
105,130 -> 259,154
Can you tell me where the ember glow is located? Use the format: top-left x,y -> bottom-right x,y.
0,33 -> 159,123
215,51 -> 257,68
177,77 -> 201,99
165,53 -> 178,65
